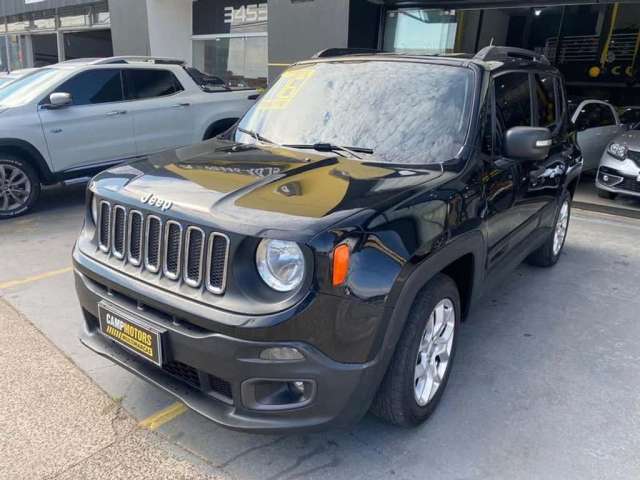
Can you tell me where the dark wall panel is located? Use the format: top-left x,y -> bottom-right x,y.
349,0 -> 382,49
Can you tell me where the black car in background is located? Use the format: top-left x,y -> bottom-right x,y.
73,46 -> 581,432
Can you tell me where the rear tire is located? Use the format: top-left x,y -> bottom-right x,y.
0,155 -> 40,220
370,274 -> 460,427
526,192 -> 571,267
597,189 -> 617,200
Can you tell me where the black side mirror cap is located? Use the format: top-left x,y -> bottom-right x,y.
505,126 -> 552,161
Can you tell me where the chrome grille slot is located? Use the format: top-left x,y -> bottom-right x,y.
145,216 -> 162,273
163,221 -> 182,280
98,201 -> 111,252
184,227 -> 205,287
206,233 -> 229,294
94,199 -> 230,295
128,211 -> 143,266
112,206 -> 127,259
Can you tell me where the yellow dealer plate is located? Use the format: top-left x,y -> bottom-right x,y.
98,302 -> 164,366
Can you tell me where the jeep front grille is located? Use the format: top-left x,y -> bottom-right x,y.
97,202 -> 229,294
145,216 -> 162,273
184,227 -> 205,287
207,234 -> 229,294
112,206 -> 126,259
98,201 -> 111,252
128,211 -> 143,266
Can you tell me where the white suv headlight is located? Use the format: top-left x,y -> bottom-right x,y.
256,239 -> 305,292
607,142 -> 627,160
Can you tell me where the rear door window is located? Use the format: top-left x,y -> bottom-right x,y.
534,74 -> 557,128
574,103 -> 616,131
495,72 -> 532,131
55,69 -> 123,105
124,69 -> 183,100
494,72 -> 532,154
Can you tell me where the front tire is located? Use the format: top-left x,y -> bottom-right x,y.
0,156 -> 40,219
370,274 -> 460,427
526,192 -> 571,267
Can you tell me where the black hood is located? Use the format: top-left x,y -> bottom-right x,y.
91,140 -> 446,240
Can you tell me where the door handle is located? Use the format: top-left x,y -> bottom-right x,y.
172,103 -> 191,108
106,110 -> 127,116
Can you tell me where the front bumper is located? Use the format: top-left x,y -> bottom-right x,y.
74,248 -> 386,433
596,163 -> 640,199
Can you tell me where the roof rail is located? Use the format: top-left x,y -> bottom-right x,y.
474,46 -> 550,65
91,56 -> 186,65
312,48 -> 380,59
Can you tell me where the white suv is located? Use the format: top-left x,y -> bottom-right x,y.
0,57 -> 258,218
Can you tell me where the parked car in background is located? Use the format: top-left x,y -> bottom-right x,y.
618,106 -> 640,126
0,68 -> 39,89
0,57 -> 257,218
596,123 -> 640,199
571,99 -> 626,172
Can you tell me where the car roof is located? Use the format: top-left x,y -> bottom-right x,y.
297,46 -> 561,76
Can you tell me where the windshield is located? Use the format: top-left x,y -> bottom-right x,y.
235,61 -> 474,164
0,68 -> 69,108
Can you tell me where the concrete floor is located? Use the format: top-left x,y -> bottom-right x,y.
1,184 -> 639,480
0,299 -> 220,480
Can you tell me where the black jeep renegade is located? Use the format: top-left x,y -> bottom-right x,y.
73,46 -> 582,433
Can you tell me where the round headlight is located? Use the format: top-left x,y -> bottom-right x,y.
256,239 -> 305,292
607,142 -> 627,160
90,195 -> 98,225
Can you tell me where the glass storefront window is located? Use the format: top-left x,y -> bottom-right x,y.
7,20 -> 30,33
7,35 -> 29,71
193,36 -> 268,89
0,36 -> 8,72
383,9 -> 458,54
59,13 -> 91,28
32,17 -> 56,31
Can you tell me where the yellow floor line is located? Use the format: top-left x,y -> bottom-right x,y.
138,402 -> 188,431
0,266 -> 73,290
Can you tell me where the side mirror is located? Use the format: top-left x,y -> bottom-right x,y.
504,126 -> 552,161
46,92 -> 72,109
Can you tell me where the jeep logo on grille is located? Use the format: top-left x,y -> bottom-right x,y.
141,193 -> 173,212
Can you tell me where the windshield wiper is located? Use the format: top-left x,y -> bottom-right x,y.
282,143 -> 373,160
237,127 -> 279,146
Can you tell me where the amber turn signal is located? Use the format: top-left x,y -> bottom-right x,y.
332,244 -> 350,287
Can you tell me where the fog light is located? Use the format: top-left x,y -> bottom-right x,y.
603,175 -> 609,182
260,347 -> 304,361
290,381 -> 306,395
241,379 -> 315,410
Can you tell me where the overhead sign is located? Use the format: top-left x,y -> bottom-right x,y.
193,0 -> 268,36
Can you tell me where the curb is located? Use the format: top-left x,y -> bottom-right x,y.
573,201 -> 640,220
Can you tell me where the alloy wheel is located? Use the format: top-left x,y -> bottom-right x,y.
0,164 -> 32,213
552,199 -> 570,256
414,298 -> 456,407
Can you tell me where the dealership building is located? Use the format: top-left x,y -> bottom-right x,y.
2,0 -> 640,101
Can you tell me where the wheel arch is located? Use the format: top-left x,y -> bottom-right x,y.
362,231 -> 486,411
202,118 -> 239,141
0,139 -> 55,184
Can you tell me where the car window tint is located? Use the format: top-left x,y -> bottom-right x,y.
620,108 -> 640,125
534,74 -> 557,127
575,103 -> 616,131
55,69 -> 123,105
124,69 -> 183,100
495,72 -> 532,132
